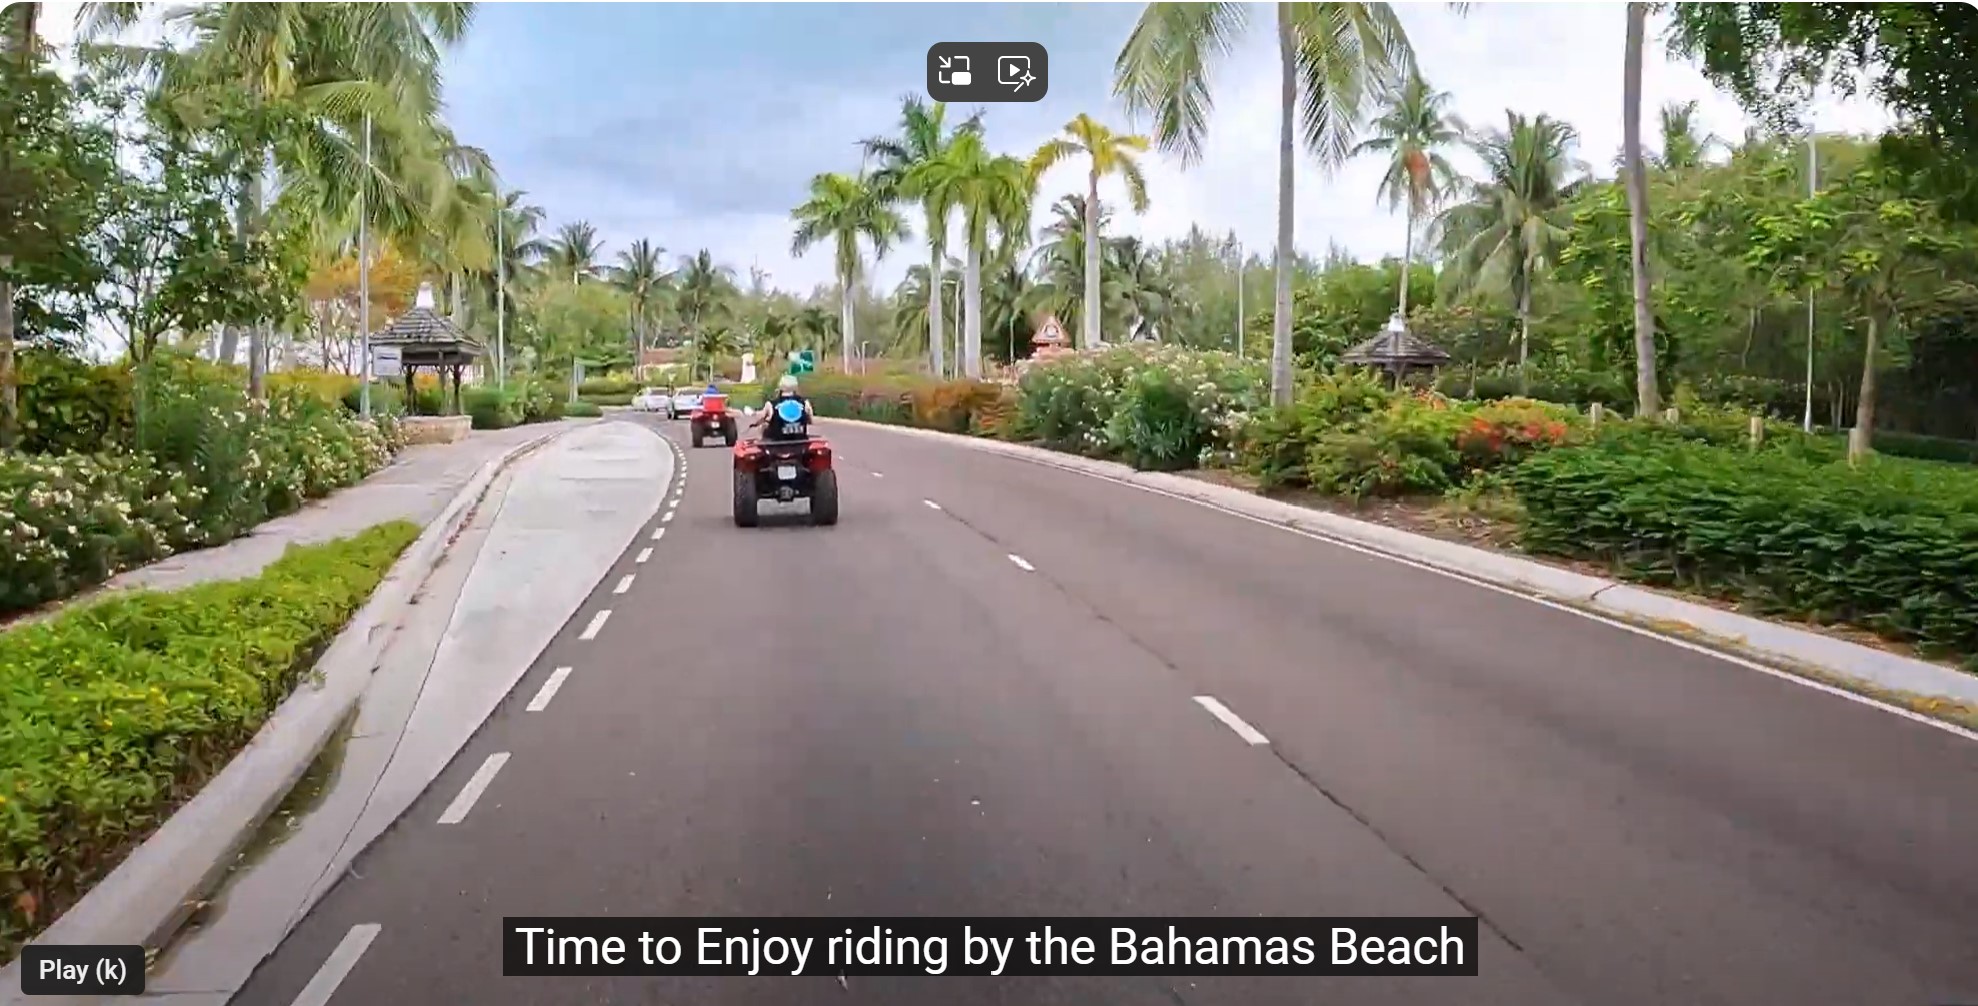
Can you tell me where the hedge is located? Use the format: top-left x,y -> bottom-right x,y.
1507,441 -> 1978,667
0,521 -> 422,962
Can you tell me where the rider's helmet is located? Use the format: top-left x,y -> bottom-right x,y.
777,374 -> 800,396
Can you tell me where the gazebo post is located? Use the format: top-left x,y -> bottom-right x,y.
403,366 -> 416,416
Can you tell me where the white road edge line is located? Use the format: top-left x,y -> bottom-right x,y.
1007,554 -> 1035,572
1004,450 -> 1978,744
579,609 -> 612,640
923,499 -> 942,510
437,753 -> 510,824
635,547 -> 653,564
526,667 -> 573,712
651,527 -> 666,540
613,574 -> 635,595
1193,696 -> 1270,746
289,923 -> 382,1006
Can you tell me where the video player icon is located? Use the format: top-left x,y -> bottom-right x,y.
936,54 -> 971,88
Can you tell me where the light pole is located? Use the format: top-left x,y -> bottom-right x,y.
495,190 -> 506,391
1234,240 -> 1244,358
358,112 -> 372,417
1803,130 -> 1818,432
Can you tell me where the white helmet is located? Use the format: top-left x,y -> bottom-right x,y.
777,374 -> 799,393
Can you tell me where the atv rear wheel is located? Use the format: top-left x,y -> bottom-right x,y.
732,470 -> 760,526
810,469 -> 839,526
721,418 -> 737,446
691,426 -> 704,448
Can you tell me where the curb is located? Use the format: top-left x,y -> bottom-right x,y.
0,425 -> 575,996
823,418 -> 1978,724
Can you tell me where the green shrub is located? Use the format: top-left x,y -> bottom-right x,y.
1871,430 -> 1978,466
1304,400 -> 1467,499
578,375 -> 637,397
0,452 -> 200,612
338,381 -> 404,417
1238,370 -> 1396,488
564,400 -> 602,417
0,521 -> 421,961
16,350 -> 133,456
1507,441 -> 1978,666
464,387 -> 522,430
578,392 -> 634,407
1012,345 -> 1266,466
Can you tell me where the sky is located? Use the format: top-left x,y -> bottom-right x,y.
37,1 -> 1895,299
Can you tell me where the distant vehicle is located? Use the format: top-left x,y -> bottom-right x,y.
630,387 -> 668,412
690,392 -> 737,447
666,386 -> 704,420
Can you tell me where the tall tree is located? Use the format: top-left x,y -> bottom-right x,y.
1623,2 -> 1661,416
1116,1 -> 1416,406
791,171 -> 908,371
904,132 -> 1030,378
614,238 -> 668,352
548,220 -> 602,282
1350,69 -> 1464,322
1029,113 -> 1152,349
675,249 -> 734,351
1432,111 -> 1585,392
861,96 -> 982,379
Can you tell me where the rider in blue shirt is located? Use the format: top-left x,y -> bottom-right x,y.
751,374 -> 813,436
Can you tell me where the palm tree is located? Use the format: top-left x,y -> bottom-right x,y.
614,238 -> 668,352
1431,111 -> 1585,392
1029,113 -> 1152,349
790,171 -> 908,370
548,220 -> 602,283
904,132 -> 1030,379
1351,70 -> 1464,322
1115,1 -> 1416,406
675,249 -> 734,350
1026,194 -> 1111,338
861,96 -> 983,379
1653,99 -> 1724,172
1622,2 -> 1659,417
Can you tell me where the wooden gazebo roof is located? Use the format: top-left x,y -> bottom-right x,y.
374,283 -> 483,364
1341,316 -> 1451,369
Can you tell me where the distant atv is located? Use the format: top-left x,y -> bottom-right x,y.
732,398 -> 838,527
689,392 -> 737,448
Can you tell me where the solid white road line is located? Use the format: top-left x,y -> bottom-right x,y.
1007,554 -> 1035,572
526,667 -> 573,712
1193,696 -> 1270,746
651,527 -> 666,540
437,753 -> 510,824
289,924 -> 382,1006
635,547 -> 653,564
923,499 -> 942,510
579,609 -> 612,640
613,574 -> 635,594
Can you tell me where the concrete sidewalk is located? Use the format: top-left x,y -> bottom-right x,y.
104,420 -> 594,596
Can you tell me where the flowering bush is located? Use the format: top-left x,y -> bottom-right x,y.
0,453 -> 201,612
1454,397 -> 1583,473
1013,345 -> 1266,470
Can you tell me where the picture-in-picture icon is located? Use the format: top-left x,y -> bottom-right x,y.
998,54 -> 1035,92
937,54 -> 971,87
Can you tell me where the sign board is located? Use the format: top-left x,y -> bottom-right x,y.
740,352 -> 757,384
370,345 -> 403,378
1033,313 -> 1069,347
788,349 -> 815,374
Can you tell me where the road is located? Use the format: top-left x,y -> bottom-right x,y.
226,413 -> 1978,1006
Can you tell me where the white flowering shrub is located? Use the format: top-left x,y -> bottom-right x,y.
1014,345 -> 1267,471
0,453 -> 201,611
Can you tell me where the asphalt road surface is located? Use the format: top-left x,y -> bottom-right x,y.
226,413 -> 1978,1006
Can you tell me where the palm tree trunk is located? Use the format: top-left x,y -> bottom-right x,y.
1397,202 -> 1415,319
1517,279 -> 1532,395
6,3 -> 36,64
963,239 -> 984,380
928,243 -> 947,378
1848,310 -> 1880,462
1623,1 -> 1661,417
1269,5 -> 1297,408
0,254 -> 16,449
840,272 -> 855,372
1084,166 -> 1102,349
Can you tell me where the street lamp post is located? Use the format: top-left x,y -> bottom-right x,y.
358,112 -> 372,417
495,191 -> 506,391
1235,240 -> 1244,358
1803,131 -> 1818,432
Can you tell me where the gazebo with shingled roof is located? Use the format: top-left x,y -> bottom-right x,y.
374,282 -> 483,415
1341,313 -> 1451,389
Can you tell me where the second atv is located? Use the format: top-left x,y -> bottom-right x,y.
690,391 -> 737,447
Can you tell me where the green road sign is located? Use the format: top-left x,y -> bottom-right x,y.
788,349 -> 815,374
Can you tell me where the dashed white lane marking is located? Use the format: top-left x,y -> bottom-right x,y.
438,753 -> 510,824
651,527 -> 666,540
579,609 -> 612,640
668,497 -> 679,509
923,499 -> 942,510
526,667 -> 573,712
1007,554 -> 1035,572
635,547 -> 653,564
1193,696 -> 1270,746
662,510 -> 676,522
289,923 -> 381,1006
872,471 -> 885,478
613,574 -> 635,595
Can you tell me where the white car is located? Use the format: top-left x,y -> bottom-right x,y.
630,387 -> 669,413
666,386 -> 704,420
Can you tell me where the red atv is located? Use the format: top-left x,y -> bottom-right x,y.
732,404 -> 838,527
689,392 -> 737,448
